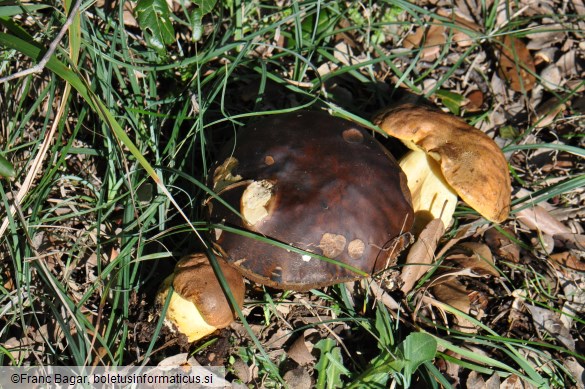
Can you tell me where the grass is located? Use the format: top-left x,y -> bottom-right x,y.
1,0 -> 584,387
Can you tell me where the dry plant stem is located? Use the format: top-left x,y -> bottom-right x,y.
0,89 -> 70,238
297,297 -> 353,360
369,280 -> 401,311
0,0 -> 82,84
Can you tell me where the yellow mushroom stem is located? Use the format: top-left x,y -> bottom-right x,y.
399,150 -> 458,235
157,275 -> 218,343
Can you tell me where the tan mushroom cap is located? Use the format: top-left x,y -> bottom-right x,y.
172,253 -> 245,328
373,104 -> 511,223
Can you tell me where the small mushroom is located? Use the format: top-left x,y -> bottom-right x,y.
373,104 -> 511,231
156,253 -> 245,342
207,111 -> 414,291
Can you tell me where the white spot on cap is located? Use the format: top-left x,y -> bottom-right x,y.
302,255 -> 311,262
241,180 -> 274,226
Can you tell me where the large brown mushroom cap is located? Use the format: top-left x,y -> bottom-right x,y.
373,104 -> 511,223
207,111 -> 414,291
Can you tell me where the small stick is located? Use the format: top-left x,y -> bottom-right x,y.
0,0 -> 82,84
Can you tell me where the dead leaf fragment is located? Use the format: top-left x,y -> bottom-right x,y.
533,97 -> 566,128
515,205 -> 572,236
464,90 -> 484,112
288,330 -> 317,365
484,227 -> 521,263
431,278 -> 476,332
446,242 -> 498,276
496,36 -> 536,92
436,9 -> 482,48
554,233 -> 585,251
549,251 -> 585,271
400,218 -> 445,293
500,374 -> 532,389
404,24 -> 447,61
524,303 -> 575,351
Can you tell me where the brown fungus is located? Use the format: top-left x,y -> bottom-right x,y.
373,104 -> 511,229
206,111 -> 414,291
156,254 -> 245,342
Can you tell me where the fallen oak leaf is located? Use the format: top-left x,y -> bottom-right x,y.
514,204 -> 572,236
523,303 -> 575,351
400,218 -> 445,294
549,251 -> 585,272
496,35 -> 536,92
445,242 -> 499,276
403,24 -> 447,61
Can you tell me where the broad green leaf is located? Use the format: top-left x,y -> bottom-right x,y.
399,332 -> 437,381
134,0 -> 175,52
0,154 -> 15,177
315,339 -> 348,389
435,89 -> 465,116
193,0 -> 217,15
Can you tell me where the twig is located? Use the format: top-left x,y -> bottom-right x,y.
0,0 -> 82,84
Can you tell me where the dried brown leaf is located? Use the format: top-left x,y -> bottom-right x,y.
515,205 -> 572,236
404,25 -> 447,61
464,90 -> 484,112
554,233 -> 585,251
432,278 -> 470,313
431,278 -> 477,333
283,367 -> 312,389
437,9 -> 481,47
533,97 -> 566,128
288,330 -> 317,365
466,370 -> 487,389
549,251 -> 585,271
524,303 -> 575,350
500,374 -> 532,389
496,36 -> 537,92
403,26 -> 425,48
400,219 -> 445,293
484,227 -> 521,263
564,357 -> 585,389
446,242 -> 498,276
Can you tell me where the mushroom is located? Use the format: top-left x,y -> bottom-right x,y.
156,253 -> 245,342
206,111 -> 414,291
373,104 -> 511,232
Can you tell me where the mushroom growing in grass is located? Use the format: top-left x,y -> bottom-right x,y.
157,253 -> 245,342
160,107 -> 513,341
373,104 -> 511,233
207,111 -> 415,291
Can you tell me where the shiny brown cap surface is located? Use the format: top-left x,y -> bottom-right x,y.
207,111 -> 414,291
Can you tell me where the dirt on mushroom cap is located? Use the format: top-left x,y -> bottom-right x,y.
373,104 -> 511,223
207,111 -> 414,291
